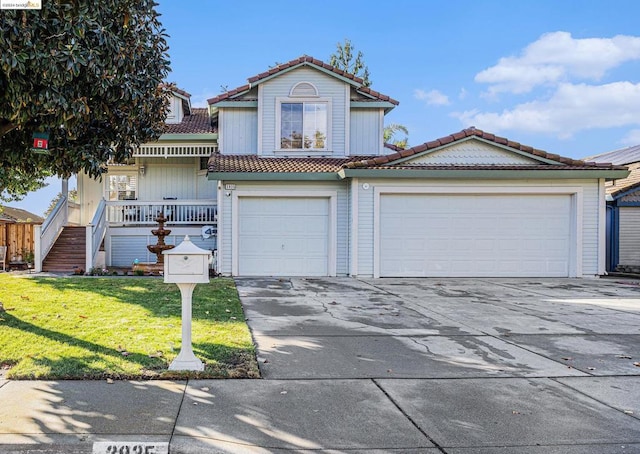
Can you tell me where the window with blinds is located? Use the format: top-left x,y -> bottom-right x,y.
108,174 -> 137,201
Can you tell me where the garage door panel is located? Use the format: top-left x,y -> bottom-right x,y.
380,193 -> 571,277
238,197 -> 329,276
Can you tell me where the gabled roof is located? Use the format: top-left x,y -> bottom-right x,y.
0,206 -> 43,223
207,56 -> 399,106
208,128 -> 628,181
163,108 -> 216,134
172,87 -> 191,100
605,162 -> 640,198
584,144 -> 640,166
344,128 -> 614,169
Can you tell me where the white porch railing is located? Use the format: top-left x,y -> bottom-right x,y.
105,200 -> 217,225
35,195 -> 68,272
133,144 -> 217,158
86,199 -> 107,272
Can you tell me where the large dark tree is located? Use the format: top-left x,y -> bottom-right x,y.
0,0 -> 171,200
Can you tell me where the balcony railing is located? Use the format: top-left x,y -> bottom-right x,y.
133,144 -> 217,158
106,200 -> 217,226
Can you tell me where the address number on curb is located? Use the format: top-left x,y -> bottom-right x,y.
93,442 -> 169,454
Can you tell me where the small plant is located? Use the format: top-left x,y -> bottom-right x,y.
22,249 -> 34,264
88,267 -> 109,276
134,269 -> 145,276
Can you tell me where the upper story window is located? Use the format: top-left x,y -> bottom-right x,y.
280,102 -> 327,150
276,82 -> 330,152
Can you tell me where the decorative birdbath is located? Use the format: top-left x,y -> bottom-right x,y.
132,212 -> 175,275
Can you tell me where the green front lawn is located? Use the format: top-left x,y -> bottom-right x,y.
0,274 -> 259,380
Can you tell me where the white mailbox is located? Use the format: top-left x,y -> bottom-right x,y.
163,235 -> 211,284
162,235 -> 212,371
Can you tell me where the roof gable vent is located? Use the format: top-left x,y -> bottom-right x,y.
290,81 -> 318,97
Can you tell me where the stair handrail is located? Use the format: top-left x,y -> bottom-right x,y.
86,198 -> 107,272
34,195 -> 68,272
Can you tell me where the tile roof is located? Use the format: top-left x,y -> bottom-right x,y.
163,108 -> 216,134
207,56 -> 398,106
605,162 -> 640,197
172,87 -> 191,99
208,128 -> 627,175
208,155 -> 369,173
343,128 -> 624,169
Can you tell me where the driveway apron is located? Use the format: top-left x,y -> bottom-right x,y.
235,276 -> 640,453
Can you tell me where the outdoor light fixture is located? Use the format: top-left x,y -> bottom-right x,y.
139,165 -> 146,176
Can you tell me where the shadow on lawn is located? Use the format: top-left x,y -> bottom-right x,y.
3,312 -> 259,379
1,312 -> 166,379
3,277 -> 259,379
28,276 -> 243,321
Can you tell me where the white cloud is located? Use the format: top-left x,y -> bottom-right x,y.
621,129 -> 640,146
458,88 -> 468,100
475,32 -> 640,94
453,81 -> 640,138
414,88 -> 451,106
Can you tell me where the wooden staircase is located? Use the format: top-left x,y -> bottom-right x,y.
42,226 -> 86,273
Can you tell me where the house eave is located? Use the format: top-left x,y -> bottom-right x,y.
207,172 -> 341,181
350,101 -> 397,113
213,101 -> 258,108
338,168 -> 630,180
158,133 -> 218,141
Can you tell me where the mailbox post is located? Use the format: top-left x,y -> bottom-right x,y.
163,235 -> 212,371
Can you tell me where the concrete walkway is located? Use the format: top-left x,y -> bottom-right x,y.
1,277 -> 640,453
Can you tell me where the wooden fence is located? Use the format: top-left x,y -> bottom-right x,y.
0,222 -> 38,263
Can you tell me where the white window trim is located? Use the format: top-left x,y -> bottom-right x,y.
104,168 -> 139,201
372,185 -> 583,279
289,81 -> 319,97
231,190 -> 338,277
275,96 -> 332,153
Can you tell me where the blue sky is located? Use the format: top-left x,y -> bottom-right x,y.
12,0 -> 640,216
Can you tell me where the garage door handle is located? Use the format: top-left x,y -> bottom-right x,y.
281,244 -> 285,250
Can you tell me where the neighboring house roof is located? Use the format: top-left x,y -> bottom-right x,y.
605,162 -> 640,198
584,144 -> 640,165
163,108 -> 215,134
0,206 -> 43,223
209,128 -> 627,180
207,55 -> 399,106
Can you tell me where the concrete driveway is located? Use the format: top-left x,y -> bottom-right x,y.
233,276 -> 640,452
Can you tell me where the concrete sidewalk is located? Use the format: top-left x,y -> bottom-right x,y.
1,277 -> 640,453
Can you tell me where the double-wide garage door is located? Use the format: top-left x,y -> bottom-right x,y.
380,193 -> 572,277
238,197 -> 329,276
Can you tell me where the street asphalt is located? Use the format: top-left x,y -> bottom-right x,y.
1,276 -> 640,453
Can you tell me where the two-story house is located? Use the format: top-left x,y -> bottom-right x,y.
206,56 -> 627,278
37,56 -> 627,277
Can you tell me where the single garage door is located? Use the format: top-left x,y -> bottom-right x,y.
238,197 -> 329,276
380,193 -> 572,277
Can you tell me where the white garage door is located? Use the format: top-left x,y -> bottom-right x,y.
238,197 -> 329,276
380,193 -> 572,277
